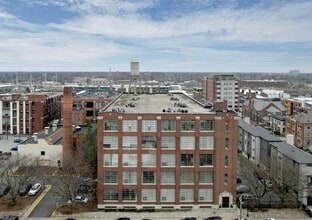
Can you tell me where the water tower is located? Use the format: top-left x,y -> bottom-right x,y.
129,62 -> 140,94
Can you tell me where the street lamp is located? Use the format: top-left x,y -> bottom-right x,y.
5,113 -> 8,140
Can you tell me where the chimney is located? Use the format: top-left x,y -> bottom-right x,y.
62,87 -> 73,164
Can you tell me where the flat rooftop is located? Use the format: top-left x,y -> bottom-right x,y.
104,93 -> 212,114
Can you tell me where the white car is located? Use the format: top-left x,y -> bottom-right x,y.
75,195 -> 89,204
28,183 -> 41,196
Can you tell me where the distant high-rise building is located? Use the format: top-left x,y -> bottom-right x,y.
202,74 -> 239,111
129,62 -> 140,94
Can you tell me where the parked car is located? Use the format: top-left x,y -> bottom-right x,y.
0,184 -> 10,197
0,216 -> 19,220
13,138 -> 23,143
10,146 -> 18,151
114,217 -> 131,220
203,216 -> 222,220
263,218 -> 275,220
28,183 -> 41,196
236,184 -> 250,193
181,218 -> 197,220
19,184 -> 32,196
75,195 -> 89,204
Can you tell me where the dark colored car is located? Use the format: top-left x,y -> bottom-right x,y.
0,215 -> 19,220
181,218 -> 197,220
13,138 -> 23,143
115,218 -> 131,220
19,184 -> 32,196
203,216 -> 222,220
0,185 -> 10,197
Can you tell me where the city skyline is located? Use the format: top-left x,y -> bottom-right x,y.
0,0 -> 311,73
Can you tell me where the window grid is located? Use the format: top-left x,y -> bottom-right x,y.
122,171 -> 137,184
161,171 -> 176,184
122,189 -> 137,201
122,120 -> 138,132
180,154 -> 194,166
103,136 -> 118,149
180,189 -> 194,202
161,189 -> 175,202
142,136 -> 157,149
142,189 -> 156,202
104,189 -> 118,201
161,136 -> 176,149
122,154 -> 137,167
199,136 -> 214,149
180,171 -> 194,184
104,171 -> 118,184
103,154 -> 118,167
104,120 -> 118,131
200,154 -> 213,166
161,120 -> 176,131
181,120 -> 195,131
180,136 -> 195,149
161,154 -> 176,167
142,171 -> 156,184
199,171 -> 213,184
142,120 -> 157,132
122,136 -> 137,149
199,189 -> 213,202
142,154 -> 157,167
200,120 -> 214,131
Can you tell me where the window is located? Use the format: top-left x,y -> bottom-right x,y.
123,171 -> 137,184
161,136 -> 176,149
161,120 -> 176,131
104,189 -> 118,201
122,189 -> 137,201
142,171 -> 155,184
199,171 -> 213,184
122,154 -> 137,167
103,154 -> 118,166
225,156 -> 229,167
199,136 -> 214,149
181,120 -> 195,131
103,136 -> 118,149
104,120 -> 118,131
104,171 -> 118,184
180,136 -> 195,149
180,154 -> 194,166
180,171 -> 194,184
199,189 -> 213,202
122,136 -> 137,149
161,189 -> 175,202
200,154 -> 213,166
122,120 -> 137,132
142,120 -> 157,132
200,120 -> 214,131
142,154 -> 156,166
142,136 -> 157,149
180,189 -> 194,202
225,121 -> 230,131
161,171 -> 175,184
224,173 -> 228,184
161,154 -> 176,167
225,138 -> 229,149
142,189 -> 156,202
40,151 -> 45,156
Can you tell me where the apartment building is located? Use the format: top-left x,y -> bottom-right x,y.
202,74 -> 240,111
285,111 -> 312,149
0,92 -> 62,135
97,92 -> 238,210
239,120 -> 312,208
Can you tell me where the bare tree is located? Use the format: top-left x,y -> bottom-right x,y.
0,155 -> 37,204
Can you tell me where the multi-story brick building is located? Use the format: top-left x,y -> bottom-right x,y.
97,92 -> 238,210
285,111 -> 312,149
202,74 -> 240,112
0,92 -> 62,135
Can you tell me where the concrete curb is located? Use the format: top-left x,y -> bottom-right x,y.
23,184 -> 52,218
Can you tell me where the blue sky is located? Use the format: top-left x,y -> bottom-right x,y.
0,0 -> 311,72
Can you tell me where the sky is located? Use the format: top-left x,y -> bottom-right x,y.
0,0 -> 312,73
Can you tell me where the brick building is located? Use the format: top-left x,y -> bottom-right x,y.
285,111 -> 312,149
202,74 -> 240,112
0,92 -> 62,135
97,92 -> 238,210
